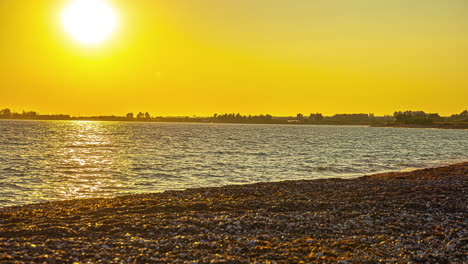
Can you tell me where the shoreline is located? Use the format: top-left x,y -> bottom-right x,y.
0,163 -> 467,263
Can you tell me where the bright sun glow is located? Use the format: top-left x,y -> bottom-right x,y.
61,0 -> 118,46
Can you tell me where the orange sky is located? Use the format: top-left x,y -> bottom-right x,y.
0,0 -> 467,116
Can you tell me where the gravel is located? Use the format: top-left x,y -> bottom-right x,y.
0,163 -> 466,263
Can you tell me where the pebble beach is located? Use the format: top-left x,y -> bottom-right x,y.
0,163 -> 466,263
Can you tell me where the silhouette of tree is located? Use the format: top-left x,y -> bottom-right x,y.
0,108 -> 12,118
427,113 -> 441,122
137,112 -> 144,119
308,113 -> 323,123
328,113 -> 371,124
144,112 -> 151,119
21,111 -> 37,119
126,113 -> 134,120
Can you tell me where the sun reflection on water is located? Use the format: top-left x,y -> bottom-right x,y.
54,121 -> 125,200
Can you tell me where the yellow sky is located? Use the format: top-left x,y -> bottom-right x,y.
0,0 -> 467,116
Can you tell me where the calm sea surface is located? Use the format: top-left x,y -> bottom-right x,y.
0,120 -> 466,207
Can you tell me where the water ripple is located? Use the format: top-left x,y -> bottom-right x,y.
0,120 -> 467,207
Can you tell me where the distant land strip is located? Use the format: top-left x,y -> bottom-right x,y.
0,108 -> 467,128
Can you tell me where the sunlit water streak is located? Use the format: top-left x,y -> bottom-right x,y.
0,120 -> 467,207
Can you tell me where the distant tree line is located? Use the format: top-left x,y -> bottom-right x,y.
292,110 -> 467,125
392,110 -> 468,124
126,112 -> 151,120
1,108 -> 467,126
210,112 -> 382,125
211,113 -> 278,124
289,113 -> 377,125
393,111 -> 441,124
0,108 -> 70,120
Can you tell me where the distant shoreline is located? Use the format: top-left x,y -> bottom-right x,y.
0,162 -> 466,262
371,122 -> 468,130
1,109 -> 467,128
2,117 -> 468,130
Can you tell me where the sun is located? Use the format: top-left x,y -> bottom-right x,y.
61,0 -> 119,46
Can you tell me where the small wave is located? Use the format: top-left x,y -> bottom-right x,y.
212,150 -> 243,155
2,167 -> 24,173
3,142 -> 30,146
130,167 -> 148,172
135,182 -> 154,186
246,152 -> 268,156
59,170 -> 114,176
0,182 -> 21,188
214,150 -> 269,156
311,166 -> 362,174
314,166 -> 333,171
63,144 -> 115,149
57,165 -> 102,170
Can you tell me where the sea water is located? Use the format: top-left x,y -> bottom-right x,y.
0,120 -> 466,207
